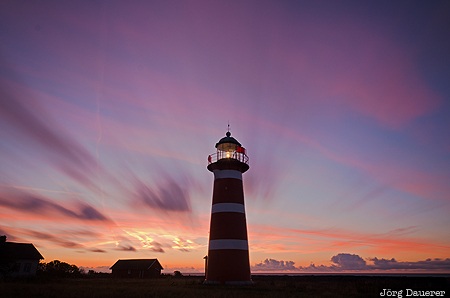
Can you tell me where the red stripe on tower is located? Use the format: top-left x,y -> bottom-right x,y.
204,131 -> 252,285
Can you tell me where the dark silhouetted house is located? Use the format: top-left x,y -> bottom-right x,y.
0,236 -> 44,277
110,259 -> 163,278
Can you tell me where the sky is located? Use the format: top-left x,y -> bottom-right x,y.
1,0 -> 450,274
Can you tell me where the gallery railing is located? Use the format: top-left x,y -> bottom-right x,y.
207,151 -> 249,165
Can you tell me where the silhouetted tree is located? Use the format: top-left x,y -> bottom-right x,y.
173,270 -> 183,278
38,260 -> 82,277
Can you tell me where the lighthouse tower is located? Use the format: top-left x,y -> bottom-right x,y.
205,130 -> 252,285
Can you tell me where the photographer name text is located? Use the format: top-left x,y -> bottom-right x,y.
380,289 -> 446,297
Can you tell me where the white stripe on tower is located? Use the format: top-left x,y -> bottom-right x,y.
211,203 -> 245,214
209,239 -> 249,250
213,169 -> 242,180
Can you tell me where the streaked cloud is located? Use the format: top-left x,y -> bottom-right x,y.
0,79 -> 103,191
0,190 -> 110,222
89,248 -> 107,253
26,230 -> 84,249
123,230 -> 165,253
132,175 -> 191,212
171,237 -> 198,252
115,245 -> 137,252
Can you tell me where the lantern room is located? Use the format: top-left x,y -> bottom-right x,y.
207,131 -> 249,170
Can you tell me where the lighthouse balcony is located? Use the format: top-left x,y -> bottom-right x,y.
208,151 -> 249,165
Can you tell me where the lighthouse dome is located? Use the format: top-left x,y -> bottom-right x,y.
215,131 -> 242,149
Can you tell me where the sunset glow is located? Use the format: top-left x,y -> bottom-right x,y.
1,1 -> 449,274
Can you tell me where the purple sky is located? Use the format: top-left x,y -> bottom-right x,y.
1,0 -> 449,273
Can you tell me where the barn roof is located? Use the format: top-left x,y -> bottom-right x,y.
0,242 -> 44,260
110,259 -> 163,270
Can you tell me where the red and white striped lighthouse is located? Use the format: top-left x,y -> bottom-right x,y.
205,131 -> 252,285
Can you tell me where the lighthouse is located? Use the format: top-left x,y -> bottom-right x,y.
205,130 -> 252,285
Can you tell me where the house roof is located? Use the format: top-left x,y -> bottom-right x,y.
0,242 -> 44,260
110,259 -> 163,270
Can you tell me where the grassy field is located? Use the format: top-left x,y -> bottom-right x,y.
1,275 -> 449,298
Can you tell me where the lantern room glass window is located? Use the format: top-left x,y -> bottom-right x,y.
207,131 -> 249,165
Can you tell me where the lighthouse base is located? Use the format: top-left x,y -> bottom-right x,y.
205,249 -> 252,284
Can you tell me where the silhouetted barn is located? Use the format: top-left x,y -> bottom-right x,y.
0,236 -> 44,277
110,259 -> 163,278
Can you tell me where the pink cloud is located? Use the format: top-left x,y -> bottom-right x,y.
252,254 -> 450,272
253,115 -> 449,202
249,224 -> 450,258
302,21 -> 442,128
4,1 -> 442,130
253,258 -> 298,271
221,5 -> 443,128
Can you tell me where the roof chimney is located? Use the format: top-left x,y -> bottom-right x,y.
0,235 -> 6,243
